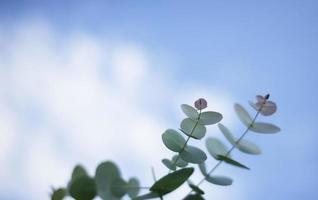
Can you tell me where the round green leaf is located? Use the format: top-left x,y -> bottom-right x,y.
150,168 -> 194,195
181,104 -> 199,120
180,118 -> 206,139
162,159 -> 176,171
111,178 -> 128,198
127,177 -> 140,198
162,129 -> 186,152
206,175 -> 233,186
250,122 -> 281,133
180,146 -> 207,164
172,155 -> 188,168
95,161 -> 121,200
199,111 -> 223,125
218,123 -> 261,155
69,176 -> 96,200
234,103 -> 252,127
205,137 -> 229,160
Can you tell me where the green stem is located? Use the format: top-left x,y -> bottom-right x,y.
169,110 -> 202,172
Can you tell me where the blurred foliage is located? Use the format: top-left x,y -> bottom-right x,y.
51,94 -> 280,200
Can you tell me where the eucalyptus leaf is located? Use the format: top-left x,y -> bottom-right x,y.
218,123 -> 261,155
172,155 -> 188,168
217,155 -> 250,170
127,178 -> 140,198
51,188 -> 66,200
198,163 -> 208,176
162,159 -> 176,171
180,118 -> 206,139
250,122 -> 281,133
150,168 -> 194,195
198,111 -> 223,125
133,192 -> 159,200
205,137 -> 229,160
206,175 -> 233,186
111,178 -> 128,198
162,129 -> 186,152
69,176 -> 96,200
95,161 -> 121,200
183,194 -> 205,200
234,103 -> 252,127
188,183 -> 204,195
181,104 -> 199,120
180,146 -> 207,164
71,165 -> 87,181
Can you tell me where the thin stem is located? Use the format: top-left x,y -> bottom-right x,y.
187,100 -> 266,195
169,110 -> 202,172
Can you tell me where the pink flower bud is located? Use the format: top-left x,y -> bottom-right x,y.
194,98 -> 207,110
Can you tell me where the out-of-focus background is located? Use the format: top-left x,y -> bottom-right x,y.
0,1 -> 317,199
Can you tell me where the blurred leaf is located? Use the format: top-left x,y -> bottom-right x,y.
183,194 -> 205,200
133,192 -> 159,200
111,178 -> 128,198
172,155 -> 188,168
95,161 -> 121,200
71,165 -> 87,181
198,111 -> 223,125
198,161 -> 232,186
217,155 -> 250,170
218,123 -> 261,155
198,163 -> 208,176
206,175 -> 233,186
162,159 -> 176,171
180,146 -> 207,164
150,168 -> 194,195
180,118 -> 206,139
250,122 -> 281,133
205,137 -> 229,160
234,103 -> 252,127
162,129 -> 186,152
69,176 -> 96,200
188,183 -> 204,195
51,188 -> 66,200
127,178 -> 140,198
181,104 -> 199,120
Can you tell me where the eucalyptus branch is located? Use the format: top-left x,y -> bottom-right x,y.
187,98 -> 267,195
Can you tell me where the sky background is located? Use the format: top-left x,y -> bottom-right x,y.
0,0 -> 317,199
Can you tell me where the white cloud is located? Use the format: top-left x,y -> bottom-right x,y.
0,19 -> 239,200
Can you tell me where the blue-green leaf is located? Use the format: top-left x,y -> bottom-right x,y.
180,118 -> 206,139
51,188 -> 66,200
250,122 -> 281,133
162,159 -> 176,171
218,123 -> 261,155
205,137 -> 229,160
181,104 -> 199,120
95,161 -> 121,200
180,146 -> 207,164
162,129 -> 186,152
172,155 -> 188,168
111,178 -> 128,198
206,175 -> 233,186
127,178 -> 140,198
199,111 -> 223,125
234,103 -> 252,127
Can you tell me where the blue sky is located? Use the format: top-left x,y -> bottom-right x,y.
0,0 -> 317,199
